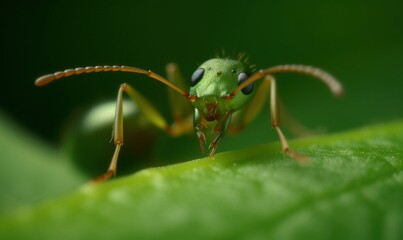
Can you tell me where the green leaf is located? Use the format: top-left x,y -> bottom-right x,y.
0,111 -> 86,214
1,118 -> 403,240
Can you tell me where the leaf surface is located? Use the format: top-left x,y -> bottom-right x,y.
1,117 -> 402,240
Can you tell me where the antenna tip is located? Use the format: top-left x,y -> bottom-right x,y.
332,84 -> 344,97
35,74 -> 54,86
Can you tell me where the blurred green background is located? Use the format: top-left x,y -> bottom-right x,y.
1,0 -> 403,238
1,0 -> 402,171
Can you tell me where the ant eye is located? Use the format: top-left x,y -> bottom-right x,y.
191,68 -> 204,86
237,72 -> 254,95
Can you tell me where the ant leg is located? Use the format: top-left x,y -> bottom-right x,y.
92,85 -> 125,183
193,109 -> 207,153
92,82 -> 190,183
229,78 -> 270,133
209,113 -> 232,157
193,108 -> 232,157
229,76 -> 317,138
279,102 -> 320,137
268,76 -> 308,164
166,64 -> 193,120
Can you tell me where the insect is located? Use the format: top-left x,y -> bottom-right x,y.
35,56 -> 343,182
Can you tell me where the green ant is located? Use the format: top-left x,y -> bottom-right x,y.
35,56 -> 343,182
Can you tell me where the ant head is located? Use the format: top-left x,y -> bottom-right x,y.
189,58 -> 255,117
